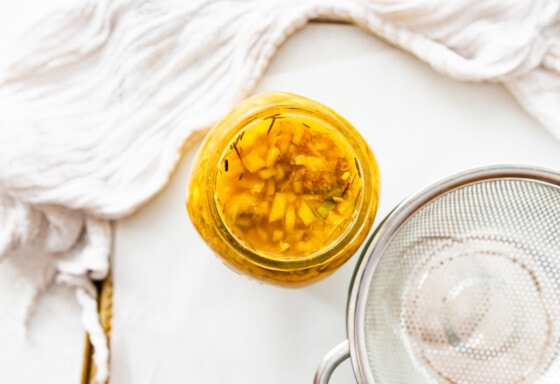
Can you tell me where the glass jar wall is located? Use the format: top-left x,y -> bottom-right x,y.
186,92 -> 379,287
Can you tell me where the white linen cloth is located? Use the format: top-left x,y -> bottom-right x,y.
0,0 -> 559,382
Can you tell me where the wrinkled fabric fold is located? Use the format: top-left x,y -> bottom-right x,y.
1,0 -> 559,382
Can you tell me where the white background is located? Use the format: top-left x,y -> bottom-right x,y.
2,3 -> 560,384
111,23 -> 560,384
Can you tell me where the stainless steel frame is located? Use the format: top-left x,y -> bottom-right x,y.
314,165 -> 560,384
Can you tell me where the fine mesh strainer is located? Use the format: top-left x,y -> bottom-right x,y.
314,166 -> 560,384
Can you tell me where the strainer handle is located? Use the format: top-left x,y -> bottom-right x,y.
313,340 -> 350,384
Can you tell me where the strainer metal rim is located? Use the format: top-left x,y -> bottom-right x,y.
346,165 -> 560,384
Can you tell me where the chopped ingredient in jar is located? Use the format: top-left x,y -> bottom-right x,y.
215,113 -> 362,257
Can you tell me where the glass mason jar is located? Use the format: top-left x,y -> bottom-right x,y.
186,92 -> 379,287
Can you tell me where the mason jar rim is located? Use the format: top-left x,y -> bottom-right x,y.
204,93 -> 378,271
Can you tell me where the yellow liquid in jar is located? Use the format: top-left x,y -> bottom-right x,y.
215,113 -> 362,258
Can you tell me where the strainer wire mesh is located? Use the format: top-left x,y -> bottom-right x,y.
358,175 -> 560,384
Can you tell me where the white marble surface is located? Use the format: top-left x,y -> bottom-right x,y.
112,22 -> 560,384
2,10 -> 560,384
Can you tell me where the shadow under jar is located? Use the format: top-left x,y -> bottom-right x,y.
186,92 -> 380,287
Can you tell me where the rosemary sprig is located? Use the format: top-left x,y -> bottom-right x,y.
233,142 -> 241,160
267,117 -> 276,135
354,157 -> 361,178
